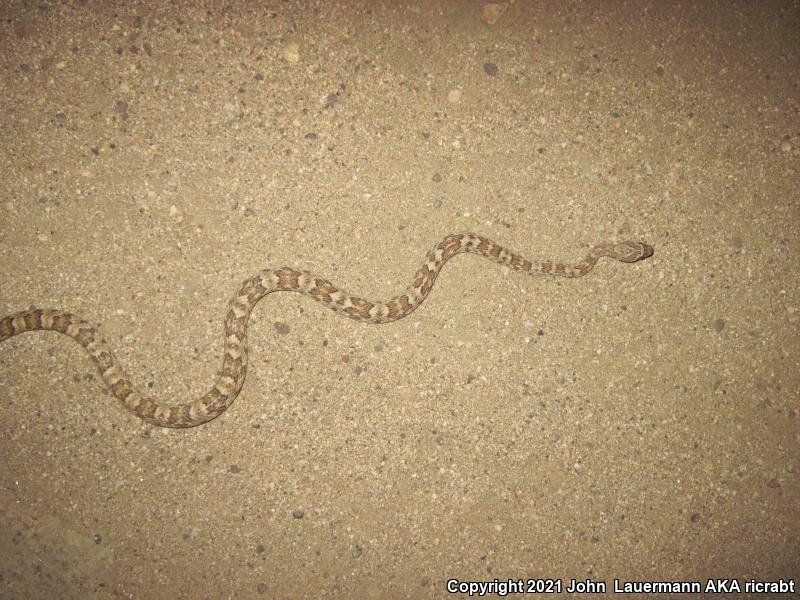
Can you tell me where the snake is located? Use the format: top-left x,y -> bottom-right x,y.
0,233 -> 652,428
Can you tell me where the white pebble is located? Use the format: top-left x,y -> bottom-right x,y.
222,102 -> 237,119
169,205 -> 184,223
283,41 -> 300,63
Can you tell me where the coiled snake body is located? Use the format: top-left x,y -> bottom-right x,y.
0,233 -> 652,428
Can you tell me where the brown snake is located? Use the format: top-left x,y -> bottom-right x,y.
0,233 -> 652,428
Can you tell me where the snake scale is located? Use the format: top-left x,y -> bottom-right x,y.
0,233 -> 652,428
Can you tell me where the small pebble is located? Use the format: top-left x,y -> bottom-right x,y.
447,89 -> 461,103
283,41 -> 300,63
223,102 -> 237,119
324,94 -> 338,108
169,205 -> 183,223
583,169 -> 601,183
481,2 -> 509,25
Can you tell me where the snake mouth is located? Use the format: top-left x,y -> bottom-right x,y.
640,243 -> 654,260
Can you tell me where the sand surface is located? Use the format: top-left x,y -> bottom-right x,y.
1,2 -> 798,598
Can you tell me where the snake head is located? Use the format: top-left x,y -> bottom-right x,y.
611,241 -> 654,262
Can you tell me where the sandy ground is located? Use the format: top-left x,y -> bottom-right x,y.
0,1 -> 798,599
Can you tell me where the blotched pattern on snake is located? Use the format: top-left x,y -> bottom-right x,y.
0,233 -> 653,428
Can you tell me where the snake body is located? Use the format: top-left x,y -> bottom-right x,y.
0,233 -> 652,428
